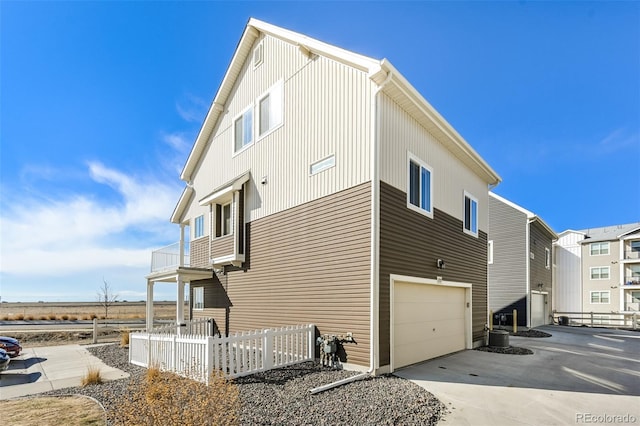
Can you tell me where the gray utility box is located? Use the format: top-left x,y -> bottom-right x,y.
488,330 -> 509,348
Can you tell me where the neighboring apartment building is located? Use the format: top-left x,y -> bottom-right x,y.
554,222 -> 640,318
488,192 -> 557,328
145,18 -> 501,374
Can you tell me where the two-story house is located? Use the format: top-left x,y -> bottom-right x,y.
488,192 -> 557,328
145,18 -> 501,374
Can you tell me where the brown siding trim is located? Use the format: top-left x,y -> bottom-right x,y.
379,181 -> 488,367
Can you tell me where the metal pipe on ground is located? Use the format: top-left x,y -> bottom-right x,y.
309,373 -> 369,395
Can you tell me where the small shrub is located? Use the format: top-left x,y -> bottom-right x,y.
47,314 -> 57,320
39,315 -> 48,320
14,314 -> 25,320
120,329 -> 130,347
1,315 -> 9,321
90,313 -> 98,320
61,314 -> 69,320
81,366 -> 103,387
26,315 -> 35,320
110,367 -> 239,425
68,315 -> 77,321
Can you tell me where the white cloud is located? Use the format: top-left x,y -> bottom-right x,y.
176,93 -> 208,123
0,162 -> 182,277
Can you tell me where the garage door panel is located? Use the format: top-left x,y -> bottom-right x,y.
393,282 -> 468,369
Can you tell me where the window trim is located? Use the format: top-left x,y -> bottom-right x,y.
406,152 -> 433,218
545,247 -> 551,269
310,154 -> 336,175
256,79 -> 284,141
193,287 -> 204,310
194,215 -> 205,239
232,105 -> 254,155
252,41 -> 264,69
590,290 -> 610,304
590,266 -> 610,280
590,242 -> 610,256
220,202 -> 232,237
463,191 -> 479,238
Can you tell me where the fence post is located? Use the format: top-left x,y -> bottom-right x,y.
634,313 -> 637,331
489,310 -> 493,331
147,333 -> 152,368
93,318 -> 98,344
171,335 -> 177,372
590,312 -> 594,328
264,329 -> 274,371
513,309 -> 517,334
308,324 -> 314,361
206,336 -> 214,385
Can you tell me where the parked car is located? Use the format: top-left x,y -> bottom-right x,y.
0,348 -> 9,372
0,336 -> 22,357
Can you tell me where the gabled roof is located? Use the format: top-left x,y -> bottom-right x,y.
180,18 -> 501,187
577,222 -> 640,244
489,192 -> 558,239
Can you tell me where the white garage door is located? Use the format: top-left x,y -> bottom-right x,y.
393,281 -> 467,369
531,293 -> 546,328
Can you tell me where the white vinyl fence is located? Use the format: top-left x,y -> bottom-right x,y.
129,324 -> 315,381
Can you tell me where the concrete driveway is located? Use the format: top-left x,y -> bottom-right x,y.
0,344 -> 128,400
395,326 -> 640,426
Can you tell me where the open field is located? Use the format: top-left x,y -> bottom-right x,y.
0,301 -> 184,321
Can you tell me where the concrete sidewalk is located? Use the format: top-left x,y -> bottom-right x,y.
395,326 -> 640,426
0,344 -> 128,400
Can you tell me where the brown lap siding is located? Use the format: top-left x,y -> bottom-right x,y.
378,181 -> 488,367
216,183 -> 372,367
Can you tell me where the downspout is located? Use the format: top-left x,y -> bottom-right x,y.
309,68 -> 393,395
525,218 -> 532,328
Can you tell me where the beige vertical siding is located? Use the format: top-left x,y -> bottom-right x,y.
193,183 -> 372,367
377,93 -> 489,231
187,34 -> 373,227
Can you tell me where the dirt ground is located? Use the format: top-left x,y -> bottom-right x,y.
0,301 -> 182,321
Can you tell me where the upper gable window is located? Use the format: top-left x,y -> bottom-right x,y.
590,242 -> 609,256
234,106 -> 253,153
463,191 -> 478,237
253,41 -> 264,68
257,80 -> 283,139
407,153 -> 433,218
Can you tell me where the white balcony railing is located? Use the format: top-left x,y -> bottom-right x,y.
150,241 -> 190,273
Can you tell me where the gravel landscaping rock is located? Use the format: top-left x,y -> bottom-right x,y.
510,329 -> 552,338
42,344 -> 445,425
474,346 -> 533,355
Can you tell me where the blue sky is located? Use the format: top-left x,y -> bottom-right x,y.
1,1 -> 638,302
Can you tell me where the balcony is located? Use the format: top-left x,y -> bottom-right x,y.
150,241 -> 190,273
624,276 -> 640,286
624,250 -> 640,260
624,302 -> 640,312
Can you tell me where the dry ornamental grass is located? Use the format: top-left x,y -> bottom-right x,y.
0,396 -> 106,426
110,367 -> 240,426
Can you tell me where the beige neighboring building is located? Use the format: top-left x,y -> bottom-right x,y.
556,222 -> 640,321
145,18 -> 501,374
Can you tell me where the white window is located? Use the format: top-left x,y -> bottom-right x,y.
310,155 -> 335,175
590,242 -> 609,256
253,41 -> 263,68
194,215 -> 204,239
545,247 -> 551,269
590,266 -> 610,280
463,192 -> 478,237
222,203 -> 232,236
234,107 -> 253,153
257,80 -> 283,139
488,240 -> 494,264
193,287 -> 204,310
590,291 -> 610,304
407,153 -> 433,218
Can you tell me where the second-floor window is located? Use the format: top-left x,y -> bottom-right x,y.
194,215 -> 204,239
258,80 -> 283,138
234,107 -> 253,153
463,192 -> 478,237
488,240 -> 494,264
215,202 -> 232,237
545,248 -> 551,269
407,153 -> 433,217
590,266 -> 610,280
590,242 -> 609,256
